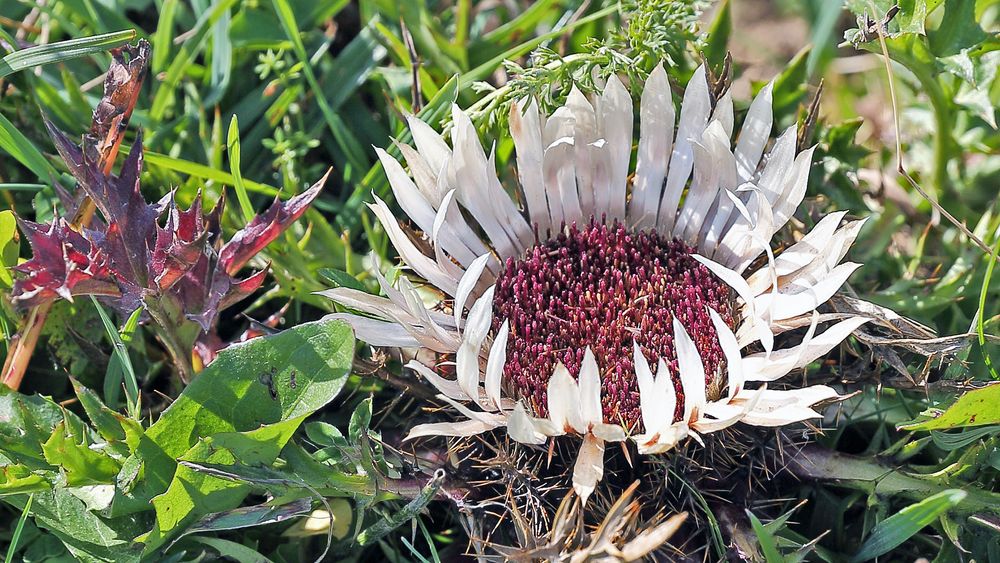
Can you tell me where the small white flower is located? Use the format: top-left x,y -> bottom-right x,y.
322,62 -> 869,503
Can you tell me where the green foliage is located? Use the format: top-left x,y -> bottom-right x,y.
0,30 -> 136,79
852,490 -> 967,561
900,384 -> 1000,430
0,211 -> 17,290
0,320 -> 355,559
497,4 -> 702,107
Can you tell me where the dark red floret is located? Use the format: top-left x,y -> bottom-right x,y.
492,221 -> 736,431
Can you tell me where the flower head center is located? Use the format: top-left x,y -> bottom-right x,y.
492,221 -> 736,431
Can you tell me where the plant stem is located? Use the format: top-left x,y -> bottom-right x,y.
787,445 -> 1000,516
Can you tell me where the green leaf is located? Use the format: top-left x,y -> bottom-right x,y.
0,466 -> 51,497
927,0 -> 987,57
304,420 -> 348,448
175,497 -> 311,541
317,268 -> 366,292
702,0 -> 731,72
227,115 -> 255,224
188,537 -> 273,563
177,453 -> 372,497
0,386 -> 77,470
122,320 -> 353,514
4,493 -> 32,563
0,30 -> 136,79
898,384 -> 1000,431
349,397 -> 372,444
141,416 -> 307,551
851,489 -> 967,561
0,112 -> 59,185
70,379 -> 143,451
747,510 -> 783,563
0,210 -> 18,288
41,421 -> 121,487
3,488 -> 146,563
930,425 -> 1000,451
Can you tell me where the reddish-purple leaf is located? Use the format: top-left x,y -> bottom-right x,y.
152,193 -> 220,291
12,218 -> 116,306
14,121 -> 325,370
219,169 -> 328,274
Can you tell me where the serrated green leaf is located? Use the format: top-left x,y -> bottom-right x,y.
927,0 -> 987,57
70,379 -> 126,445
851,489 -> 967,562
0,465 -> 51,496
41,421 -> 121,487
0,387 -> 81,470
2,488 -> 146,563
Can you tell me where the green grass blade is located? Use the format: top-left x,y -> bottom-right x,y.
91,298 -> 141,420
0,113 -> 59,184
851,489 -> 967,562
4,494 -> 33,563
0,184 -> 46,191
805,0 -> 844,78
461,4 -> 618,88
747,510 -> 783,563
227,115 -> 255,223
151,0 -> 179,73
977,236 -> 1000,379
205,0 -> 234,107
703,0 -> 731,70
931,425 -> 1000,451
271,0 -> 370,177
150,0 -> 238,120
0,29 -> 136,79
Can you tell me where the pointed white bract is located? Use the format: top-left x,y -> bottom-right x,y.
322,62 -> 872,504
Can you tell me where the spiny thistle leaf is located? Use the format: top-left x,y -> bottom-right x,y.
12,122 -> 326,368
219,169 -> 329,275
12,217 -> 113,305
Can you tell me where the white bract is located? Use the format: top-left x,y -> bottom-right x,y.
321,63 -> 868,504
